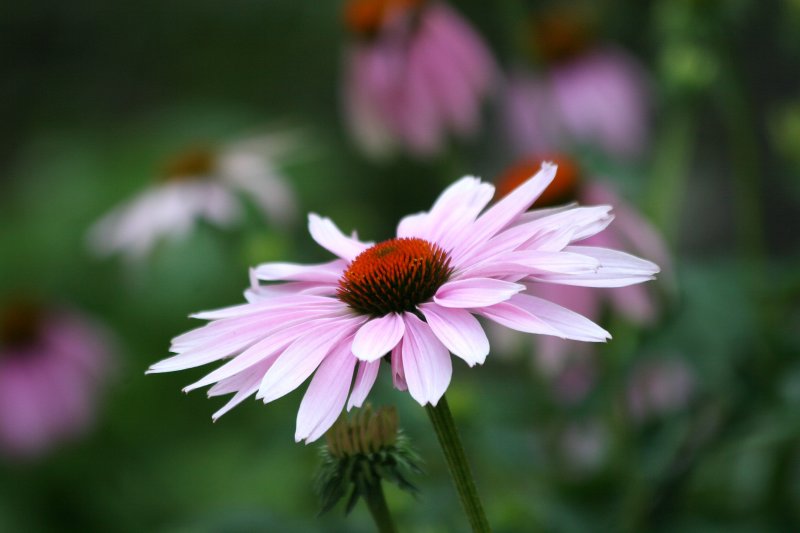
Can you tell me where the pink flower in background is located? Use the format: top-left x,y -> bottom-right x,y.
0,301 -> 112,459
149,163 -> 659,443
503,8 -> 651,159
627,357 -> 695,421
342,0 -> 495,157
495,156 -> 671,378
87,135 -> 297,260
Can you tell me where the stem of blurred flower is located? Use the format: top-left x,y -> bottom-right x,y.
425,395 -> 492,533
364,481 -> 397,533
646,105 -> 695,246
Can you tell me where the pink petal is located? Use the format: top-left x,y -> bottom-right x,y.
532,246 -> 659,287
210,358 -> 274,421
506,294 -> 610,342
256,316 -> 365,404
295,339 -> 357,443
419,304 -> 489,366
347,360 -> 381,410
308,213 -> 370,261
452,162 -> 557,265
434,278 -> 524,308
253,260 -> 347,283
396,176 -> 495,251
400,313 -> 452,406
391,344 -> 407,391
351,313 -> 406,362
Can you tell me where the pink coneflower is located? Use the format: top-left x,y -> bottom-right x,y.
342,0 -> 495,157
0,300 -> 112,459
495,155 -> 671,377
88,136 -> 296,260
503,8 -> 651,159
149,163 -> 659,443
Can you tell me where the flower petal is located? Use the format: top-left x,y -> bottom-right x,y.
347,360 -> 381,410
256,316 -> 365,404
451,162 -> 557,264
400,313 -> 452,406
295,339 -> 357,443
434,278 -> 524,308
253,260 -> 347,283
308,213 -> 370,261
351,313 -> 406,362
419,304 -> 489,366
479,294 -> 609,342
532,246 -> 659,287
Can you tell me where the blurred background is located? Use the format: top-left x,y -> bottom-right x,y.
1,0 -> 799,531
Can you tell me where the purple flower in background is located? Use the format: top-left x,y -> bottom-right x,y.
627,357 -> 695,421
88,135 -> 297,260
149,163 -> 659,443
342,0 -> 495,157
495,156 -> 671,376
503,8 -> 651,159
0,301 -> 112,459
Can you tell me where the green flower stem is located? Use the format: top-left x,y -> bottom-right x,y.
425,395 -> 492,533
364,481 -> 397,533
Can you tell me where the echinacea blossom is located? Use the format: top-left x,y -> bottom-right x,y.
342,0 -> 495,157
88,136 -> 297,260
495,156 -> 671,376
149,163 -> 659,443
503,7 -> 651,158
0,300 -> 112,459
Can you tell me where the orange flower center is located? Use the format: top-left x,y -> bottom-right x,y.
160,146 -> 216,182
343,0 -> 426,37
0,300 -> 41,350
338,237 -> 452,316
496,154 -> 581,207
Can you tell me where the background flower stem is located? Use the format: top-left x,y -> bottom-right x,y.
425,395 -> 492,533
364,481 -> 397,533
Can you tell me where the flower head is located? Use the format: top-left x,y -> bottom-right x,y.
88,135 -> 297,260
342,0 -> 496,157
0,300 -> 112,459
149,163 -> 659,442
316,405 -> 422,514
504,7 -> 650,159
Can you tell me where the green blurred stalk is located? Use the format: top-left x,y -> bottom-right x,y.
425,395 -> 492,533
364,481 -> 397,533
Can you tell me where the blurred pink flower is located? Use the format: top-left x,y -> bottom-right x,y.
627,357 -> 695,421
0,302 -> 112,459
495,156 -> 671,377
342,0 -> 495,157
504,47 -> 651,159
149,163 -> 659,443
87,136 -> 297,260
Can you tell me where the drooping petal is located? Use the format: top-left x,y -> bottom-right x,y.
295,339 -> 357,443
434,278 -> 524,308
256,316 -> 365,404
347,360 -> 381,410
400,313 -> 452,406
351,313 -> 406,362
480,292 -> 609,342
419,304 -> 489,366
308,213 -> 370,261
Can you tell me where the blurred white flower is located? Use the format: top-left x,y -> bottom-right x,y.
87,135 -> 297,260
